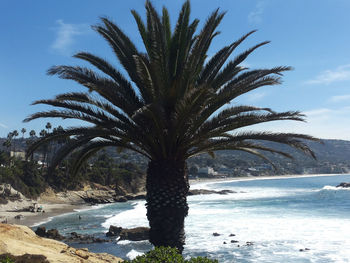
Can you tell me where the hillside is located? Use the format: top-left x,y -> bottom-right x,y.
1,137 -> 350,179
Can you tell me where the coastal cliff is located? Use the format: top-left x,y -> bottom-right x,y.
0,223 -> 123,263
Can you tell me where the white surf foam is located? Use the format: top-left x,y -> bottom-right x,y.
101,201 -> 148,229
126,249 -> 144,260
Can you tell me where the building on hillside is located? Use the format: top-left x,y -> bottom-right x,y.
10,151 -> 26,160
197,167 -> 217,177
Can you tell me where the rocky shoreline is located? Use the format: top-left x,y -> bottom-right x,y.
0,223 -> 123,263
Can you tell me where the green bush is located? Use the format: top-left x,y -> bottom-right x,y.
0,256 -> 14,263
124,247 -> 218,263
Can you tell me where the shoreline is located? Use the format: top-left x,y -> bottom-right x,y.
1,202 -> 91,228
1,173 -> 348,228
189,172 -> 347,186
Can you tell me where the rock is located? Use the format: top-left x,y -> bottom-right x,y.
119,227 -> 150,241
133,194 -> 146,200
0,223 -> 123,262
106,225 -> 123,237
0,184 -> 25,202
231,240 -> 239,243
46,229 -> 64,240
212,232 -> 221,236
75,249 -> 89,259
35,227 -> 64,240
14,214 -> 24,220
223,242 -> 227,244
336,182 -> 350,188
246,241 -> 254,246
67,232 -> 111,244
188,189 -> 236,196
114,196 -> 128,202
0,253 -> 49,263
35,227 -> 47,237
229,233 -> 236,237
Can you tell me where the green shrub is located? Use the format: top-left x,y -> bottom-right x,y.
0,256 -> 14,263
124,247 -> 218,263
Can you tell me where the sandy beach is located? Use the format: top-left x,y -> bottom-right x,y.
1,173 -> 346,228
0,201 -> 89,227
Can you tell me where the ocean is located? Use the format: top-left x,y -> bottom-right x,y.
35,174 -> 350,262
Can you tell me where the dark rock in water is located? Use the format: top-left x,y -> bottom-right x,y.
106,225 -> 123,237
223,241 -> 227,244
35,228 -> 108,243
212,232 -> 221,236
114,196 -> 128,202
67,232 -> 111,244
46,229 -> 64,240
231,240 -> 239,243
119,227 -> 150,241
229,233 -> 236,237
246,241 -> 254,246
336,182 -> 350,188
0,253 -> 49,263
188,189 -> 236,196
35,227 -> 64,240
14,214 -> 24,219
35,226 -> 46,237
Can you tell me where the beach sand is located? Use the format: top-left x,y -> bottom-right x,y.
0,201 -> 89,227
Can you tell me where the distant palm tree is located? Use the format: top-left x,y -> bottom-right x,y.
25,1 -> 318,251
11,130 -> 18,153
45,122 -> 52,134
29,130 -> 36,138
28,130 -> 36,160
21,128 -> 26,139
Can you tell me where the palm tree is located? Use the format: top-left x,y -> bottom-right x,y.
25,1 -> 318,252
45,122 -> 52,134
29,130 -> 36,138
28,130 -> 36,160
21,128 -> 26,138
11,130 -> 19,153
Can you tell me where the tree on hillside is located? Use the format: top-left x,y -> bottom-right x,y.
29,130 -> 36,138
25,1 -> 318,252
11,130 -> 18,153
27,130 -> 37,160
21,128 -> 26,139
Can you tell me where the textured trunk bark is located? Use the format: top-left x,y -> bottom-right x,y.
146,159 -> 189,253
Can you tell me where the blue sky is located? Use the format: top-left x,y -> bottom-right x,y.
1,0 -> 350,140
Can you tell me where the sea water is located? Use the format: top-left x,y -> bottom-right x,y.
36,174 -> 350,262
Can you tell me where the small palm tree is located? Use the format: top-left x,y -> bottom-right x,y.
21,128 -> 26,138
25,1 -> 318,251
11,130 -> 19,153
29,130 -> 36,138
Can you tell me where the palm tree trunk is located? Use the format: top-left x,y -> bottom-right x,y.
146,159 -> 189,253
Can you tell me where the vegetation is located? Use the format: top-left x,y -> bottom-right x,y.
0,146 -> 144,198
0,256 -> 14,263
24,0 -> 318,252
125,247 -> 218,263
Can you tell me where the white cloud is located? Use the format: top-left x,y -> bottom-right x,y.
242,107 -> 350,140
51,20 -> 89,55
248,1 -> 267,24
329,94 -> 350,103
0,122 -> 8,129
245,91 -> 267,102
305,64 -> 350,85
